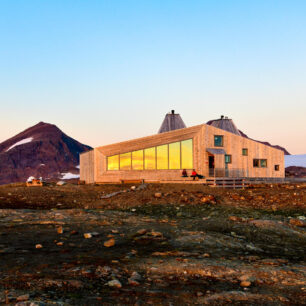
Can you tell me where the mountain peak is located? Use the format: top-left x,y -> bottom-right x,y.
0,122 -> 92,185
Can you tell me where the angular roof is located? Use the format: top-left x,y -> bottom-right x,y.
158,110 -> 186,134
206,117 -> 241,136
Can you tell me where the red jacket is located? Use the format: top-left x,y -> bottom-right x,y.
191,170 -> 197,176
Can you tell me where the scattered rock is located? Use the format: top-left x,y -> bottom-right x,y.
57,226 -> 63,234
240,281 -> 251,287
136,229 -> 147,235
128,273 -> 141,286
154,192 -> 162,198
16,294 -> 29,302
84,233 -> 92,239
56,181 -> 66,186
131,186 -> 136,191
200,195 -> 215,204
289,218 -> 306,227
150,231 -> 163,237
271,205 -> 277,212
107,279 -> 122,288
96,265 -> 112,277
35,244 -> 43,249
104,238 -> 115,247
228,216 -> 243,222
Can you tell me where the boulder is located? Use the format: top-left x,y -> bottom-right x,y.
104,238 -> 115,247
107,279 -> 122,288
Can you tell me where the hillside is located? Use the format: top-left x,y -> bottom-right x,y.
0,122 -> 92,185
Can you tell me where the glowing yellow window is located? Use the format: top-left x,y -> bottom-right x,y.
181,139 -> 193,169
120,152 -> 131,170
169,142 -> 180,169
157,144 -> 168,170
132,150 -> 144,170
107,155 -> 119,170
144,147 -> 156,170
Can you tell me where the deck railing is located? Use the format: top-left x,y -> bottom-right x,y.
209,168 -> 248,178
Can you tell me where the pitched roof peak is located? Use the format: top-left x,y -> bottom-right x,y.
206,116 -> 241,136
158,110 -> 187,134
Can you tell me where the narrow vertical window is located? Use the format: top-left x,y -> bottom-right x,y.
144,147 -> 156,170
274,165 -> 280,171
169,142 -> 181,169
181,139 -> 193,169
225,154 -> 232,164
242,148 -> 248,156
107,155 -> 119,170
132,150 -> 144,170
253,159 -> 260,167
120,152 -> 131,170
156,144 -> 168,169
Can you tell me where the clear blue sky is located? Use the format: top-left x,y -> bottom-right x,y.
0,0 -> 305,154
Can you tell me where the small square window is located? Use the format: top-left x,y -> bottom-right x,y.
242,148 -> 248,156
253,159 -> 260,167
274,165 -> 279,171
260,159 -> 267,168
225,154 -> 232,163
214,135 -> 223,147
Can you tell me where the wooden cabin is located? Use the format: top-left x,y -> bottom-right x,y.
26,178 -> 43,187
80,114 -> 284,184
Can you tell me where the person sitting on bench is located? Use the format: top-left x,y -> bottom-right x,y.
191,169 -> 204,180
181,169 -> 188,177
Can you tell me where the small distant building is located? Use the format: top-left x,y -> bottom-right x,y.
80,113 -> 284,184
26,177 -> 43,187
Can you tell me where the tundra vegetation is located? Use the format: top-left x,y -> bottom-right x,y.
0,183 -> 305,305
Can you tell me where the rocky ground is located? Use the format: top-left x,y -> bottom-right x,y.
0,183 -> 305,305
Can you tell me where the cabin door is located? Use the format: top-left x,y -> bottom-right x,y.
208,155 -> 215,177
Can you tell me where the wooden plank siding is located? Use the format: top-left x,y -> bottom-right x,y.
80,123 -> 284,184
80,149 -> 95,184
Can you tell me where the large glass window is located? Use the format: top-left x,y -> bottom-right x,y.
132,150 -> 144,170
144,147 -> 156,170
169,142 -> 181,169
120,152 -> 131,170
214,135 -> 223,147
181,139 -> 193,169
108,155 -> 119,170
107,138 -> 193,171
157,144 -> 168,169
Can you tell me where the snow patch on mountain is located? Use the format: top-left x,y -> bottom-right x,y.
6,137 -> 33,152
285,154 -> 306,167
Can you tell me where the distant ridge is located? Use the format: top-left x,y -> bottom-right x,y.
0,122 -> 92,185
